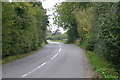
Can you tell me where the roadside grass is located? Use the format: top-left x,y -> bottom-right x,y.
2,51 -> 36,64
52,40 -> 67,44
75,43 -> 119,78
87,51 -> 109,70
2,43 -> 47,65
86,51 -> 119,78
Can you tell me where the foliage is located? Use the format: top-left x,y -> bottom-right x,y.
55,2 -> 79,43
55,2 -> 120,75
2,2 -> 49,58
97,68 -> 118,78
47,34 -> 67,40
51,40 -> 67,44
93,3 -> 120,68
0,1 -> 2,60
87,51 -> 119,78
2,43 -> 45,64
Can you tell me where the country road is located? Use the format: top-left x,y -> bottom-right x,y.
2,40 -> 93,78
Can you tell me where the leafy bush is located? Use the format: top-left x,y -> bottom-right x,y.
93,2 -> 120,68
55,2 -> 120,74
87,51 -> 119,78
85,38 -> 95,51
47,34 -> 67,40
97,68 -> 119,78
2,2 -> 49,58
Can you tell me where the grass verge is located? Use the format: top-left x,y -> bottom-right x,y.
52,40 -> 67,44
86,51 -> 119,78
76,43 -> 119,78
2,43 -> 47,65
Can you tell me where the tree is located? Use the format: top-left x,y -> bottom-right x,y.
2,2 -> 49,58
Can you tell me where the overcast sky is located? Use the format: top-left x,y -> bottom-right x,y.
41,0 -> 66,34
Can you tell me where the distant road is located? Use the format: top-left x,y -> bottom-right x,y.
2,40 -> 92,78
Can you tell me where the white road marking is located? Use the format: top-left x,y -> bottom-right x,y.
21,62 -> 46,78
51,53 -> 58,60
21,44 -> 62,78
51,44 -> 61,60
59,48 -> 61,52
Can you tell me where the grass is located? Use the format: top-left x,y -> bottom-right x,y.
52,40 -> 67,44
86,51 -> 119,78
2,51 -> 36,64
2,43 -> 46,65
86,51 -> 109,69
75,43 -> 119,78
74,42 -> 119,78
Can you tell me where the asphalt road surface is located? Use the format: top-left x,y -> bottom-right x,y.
2,40 -> 92,78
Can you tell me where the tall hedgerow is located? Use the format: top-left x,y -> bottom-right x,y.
2,2 -> 49,58
55,2 -> 120,68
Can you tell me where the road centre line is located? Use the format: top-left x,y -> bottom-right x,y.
21,44 -> 62,78
21,62 -> 46,78
51,44 -> 61,60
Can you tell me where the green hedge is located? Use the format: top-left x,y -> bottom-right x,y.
55,2 -> 120,68
2,2 -> 49,58
47,34 -> 67,40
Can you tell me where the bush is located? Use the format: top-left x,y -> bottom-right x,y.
47,34 -> 67,40
2,2 -> 48,58
93,3 -> 120,68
